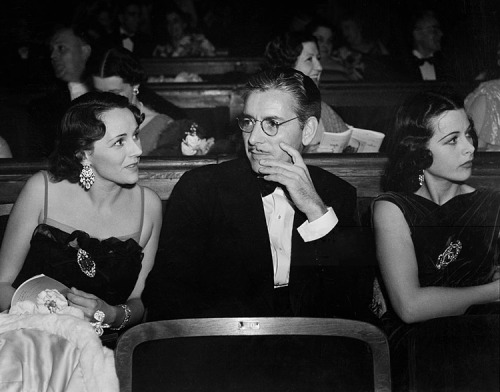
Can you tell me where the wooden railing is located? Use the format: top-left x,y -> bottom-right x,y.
1,152 -> 499,218
147,81 -> 478,133
140,57 -> 263,79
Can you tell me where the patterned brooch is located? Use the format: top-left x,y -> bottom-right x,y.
435,240 -> 462,270
77,248 -> 96,278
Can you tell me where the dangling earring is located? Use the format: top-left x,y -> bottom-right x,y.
80,164 -> 95,190
133,87 -> 139,95
418,170 -> 425,186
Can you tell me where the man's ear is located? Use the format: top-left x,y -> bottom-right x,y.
302,116 -> 319,146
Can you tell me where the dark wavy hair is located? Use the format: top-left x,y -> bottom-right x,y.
264,31 -> 318,69
242,67 -> 321,126
383,90 -> 478,193
49,91 -> 143,183
90,46 -> 145,85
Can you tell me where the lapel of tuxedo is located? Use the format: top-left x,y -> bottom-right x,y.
217,159 -> 275,287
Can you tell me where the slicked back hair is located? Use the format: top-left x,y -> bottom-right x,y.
242,67 -> 322,127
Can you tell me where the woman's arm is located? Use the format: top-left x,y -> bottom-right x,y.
373,200 -> 500,324
0,172 -> 45,310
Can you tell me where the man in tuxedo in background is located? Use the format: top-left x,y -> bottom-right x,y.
114,0 -> 155,58
402,9 -> 455,81
143,67 -> 374,321
28,24 -> 92,156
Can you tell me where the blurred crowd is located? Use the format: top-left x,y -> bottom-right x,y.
0,0 -> 499,159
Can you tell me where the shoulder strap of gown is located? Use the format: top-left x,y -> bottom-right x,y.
138,186 -> 145,238
42,170 -> 49,223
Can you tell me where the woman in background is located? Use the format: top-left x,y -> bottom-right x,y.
372,91 -> 499,390
464,38 -> 500,151
91,47 -> 186,155
152,5 -> 215,58
264,31 -> 349,153
0,92 -> 162,333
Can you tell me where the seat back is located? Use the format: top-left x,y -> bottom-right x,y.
115,317 -> 391,392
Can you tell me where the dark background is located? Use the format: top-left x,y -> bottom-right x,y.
1,0 -> 499,78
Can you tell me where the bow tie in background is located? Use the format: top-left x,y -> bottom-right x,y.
257,177 -> 279,197
121,33 -> 134,42
416,56 -> 435,66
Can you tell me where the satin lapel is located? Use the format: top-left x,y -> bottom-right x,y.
217,160 -> 275,287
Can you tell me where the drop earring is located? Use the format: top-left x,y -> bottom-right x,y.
80,164 -> 95,190
418,171 -> 425,186
133,87 -> 139,95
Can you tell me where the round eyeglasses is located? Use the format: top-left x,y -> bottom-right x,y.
237,116 -> 299,137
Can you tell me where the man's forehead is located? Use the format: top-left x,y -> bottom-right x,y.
245,89 -> 295,115
417,16 -> 439,29
51,30 -> 79,45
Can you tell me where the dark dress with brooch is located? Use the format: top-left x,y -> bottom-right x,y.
372,189 -> 500,391
13,172 -> 144,306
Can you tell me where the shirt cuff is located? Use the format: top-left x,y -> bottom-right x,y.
297,207 -> 338,242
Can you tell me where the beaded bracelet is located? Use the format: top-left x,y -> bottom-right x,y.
110,304 -> 131,330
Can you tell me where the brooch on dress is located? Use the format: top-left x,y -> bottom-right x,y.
435,240 -> 462,270
77,248 -> 96,278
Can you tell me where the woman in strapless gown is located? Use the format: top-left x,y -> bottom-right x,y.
0,91 -> 162,333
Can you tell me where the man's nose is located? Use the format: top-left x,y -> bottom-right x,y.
247,122 -> 265,145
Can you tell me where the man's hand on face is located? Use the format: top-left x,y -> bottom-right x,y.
258,142 -> 328,222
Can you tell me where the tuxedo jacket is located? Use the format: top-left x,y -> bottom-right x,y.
143,158 -> 375,321
400,51 -> 457,82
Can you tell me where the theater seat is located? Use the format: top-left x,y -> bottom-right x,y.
115,317 -> 391,392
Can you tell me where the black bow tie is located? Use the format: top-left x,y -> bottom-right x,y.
416,56 -> 435,66
121,33 -> 134,41
257,177 -> 279,197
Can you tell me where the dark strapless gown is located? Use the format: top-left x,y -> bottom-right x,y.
13,224 -> 144,305
372,189 -> 500,391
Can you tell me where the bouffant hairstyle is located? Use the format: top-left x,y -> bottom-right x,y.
383,90 -> 478,193
264,31 -> 319,69
242,67 -> 321,127
49,91 -> 143,183
90,46 -> 145,85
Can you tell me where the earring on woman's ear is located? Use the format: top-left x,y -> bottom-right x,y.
133,87 -> 139,95
418,170 -> 425,186
80,164 -> 95,190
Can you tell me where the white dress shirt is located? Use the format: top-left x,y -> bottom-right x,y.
262,187 -> 338,287
413,49 -> 436,81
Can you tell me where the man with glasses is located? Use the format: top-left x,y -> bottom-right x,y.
143,68 -> 369,320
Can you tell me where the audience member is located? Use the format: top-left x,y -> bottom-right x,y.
81,1 -> 116,56
143,68 -> 371,321
474,37 -> 500,81
401,9 -> 454,81
152,5 -> 215,58
90,47 -> 186,155
28,24 -> 92,156
306,18 -> 353,81
334,12 -> 408,82
264,31 -> 349,153
113,0 -> 155,58
0,136 -> 12,158
0,15 -> 53,88
0,92 -> 162,337
339,13 -> 389,56
464,75 -> 500,151
372,91 -> 500,390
